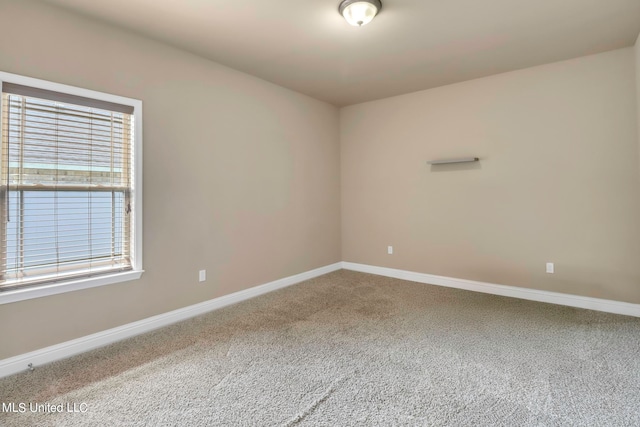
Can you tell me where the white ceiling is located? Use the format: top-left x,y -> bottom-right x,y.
40,0 -> 640,106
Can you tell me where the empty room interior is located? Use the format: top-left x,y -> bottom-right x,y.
1,0 -> 640,425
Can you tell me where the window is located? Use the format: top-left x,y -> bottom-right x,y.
0,72 -> 142,304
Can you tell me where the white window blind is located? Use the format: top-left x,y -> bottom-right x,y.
0,82 -> 136,290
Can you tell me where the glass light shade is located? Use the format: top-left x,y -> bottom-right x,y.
341,1 -> 380,26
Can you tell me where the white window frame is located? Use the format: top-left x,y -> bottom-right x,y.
0,71 -> 143,305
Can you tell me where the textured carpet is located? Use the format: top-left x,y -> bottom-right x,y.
1,270 -> 640,426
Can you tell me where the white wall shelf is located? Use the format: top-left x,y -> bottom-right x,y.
427,157 -> 479,165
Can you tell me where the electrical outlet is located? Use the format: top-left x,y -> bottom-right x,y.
388,246 -> 393,255
199,270 -> 206,282
546,263 -> 554,274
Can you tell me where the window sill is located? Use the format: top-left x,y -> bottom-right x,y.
0,270 -> 144,305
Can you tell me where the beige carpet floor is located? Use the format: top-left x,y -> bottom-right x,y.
1,270 -> 640,426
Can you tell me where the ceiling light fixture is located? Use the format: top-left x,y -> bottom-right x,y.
339,0 -> 382,27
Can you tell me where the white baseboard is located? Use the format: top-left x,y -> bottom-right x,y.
342,262 -> 640,318
3,261 -> 638,379
0,262 -> 342,379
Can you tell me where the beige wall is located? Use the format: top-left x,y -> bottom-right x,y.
341,48 -> 640,303
636,33 -> 640,179
0,0 -> 341,359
